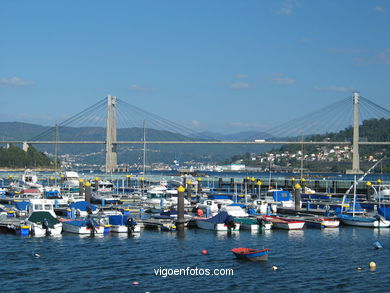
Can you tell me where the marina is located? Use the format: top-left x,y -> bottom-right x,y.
2,1 -> 390,291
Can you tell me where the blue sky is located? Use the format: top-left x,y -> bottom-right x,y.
1,0 -> 389,133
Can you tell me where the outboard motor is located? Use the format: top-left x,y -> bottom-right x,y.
86,218 -> 97,237
42,218 -> 51,236
126,217 -> 137,234
224,215 -> 236,231
86,206 -> 93,215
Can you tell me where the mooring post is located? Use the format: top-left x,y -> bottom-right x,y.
85,181 -> 92,203
79,179 -> 84,199
126,175 -> 131,189
197,177 -> 202,198
49,176 -> 54,187
366,181 -> 372,201
256,180 -> 262,199
176,185 -> 185,230
301,178 -> 306,193
186,180 -> 192,202
94,177 -> 99,192
294,183 -> 302,211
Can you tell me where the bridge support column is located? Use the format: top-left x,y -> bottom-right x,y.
346,92 -> 363,174
22,142 -> 29,152
105,94 -> 117,173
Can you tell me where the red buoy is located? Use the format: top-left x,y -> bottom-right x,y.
202,249 -> 208,255
132,281 -> 139,285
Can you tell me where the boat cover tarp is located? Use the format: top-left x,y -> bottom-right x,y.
69,201 -> 97,211
64,218 -> 99,227
271,190 -> 291,202
204,211 -> 234,224
28,211 -> 60,228
208,194 -> 230,200
44,190 -> 60,198
109,215 -> 129,226
14,201 -> 31,211
228,203 -> 246,208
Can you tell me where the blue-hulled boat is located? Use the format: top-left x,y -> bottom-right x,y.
231,248 -> 270,261
378,207 -> 390,220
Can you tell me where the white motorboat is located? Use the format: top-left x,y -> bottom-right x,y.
195,211 -> 240,231
61,218 -> 106,235
26,198 -> 62,236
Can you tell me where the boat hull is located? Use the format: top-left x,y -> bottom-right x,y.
62,220 -> 105,234
196,220 -> 240,231
110,225 -> 140,233
30,223 -> 62,237
262,216 -> 305,230
305,218 -> 340,229
338,214 -> 390,228
231,248 -> 270,261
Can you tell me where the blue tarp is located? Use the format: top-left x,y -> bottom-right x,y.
109,215 -> 129,226
14,201 -> 31,211
208,194 -> 230,200
44,190 -> 60,198
271,190 -> 292,202
204,211 -> 234,224
69,201 -> 97,211
65,219 -> 99,227
228,203 -> 246,208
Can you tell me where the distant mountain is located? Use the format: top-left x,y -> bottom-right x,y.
0,122 -> 274,165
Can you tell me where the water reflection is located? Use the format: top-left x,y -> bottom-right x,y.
113,232 -> 141,240
287,230 -> 304,239
216,230 -> 240,240
322,228 -> 340,238
372,228 -> 390,237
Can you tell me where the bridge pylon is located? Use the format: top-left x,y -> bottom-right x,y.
105,94 -> 117,173
346,92 -> 363,174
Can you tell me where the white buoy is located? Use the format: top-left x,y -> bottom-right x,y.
33,253 -> 40,258
369,261 -> 376,269
272,266 -> 278,271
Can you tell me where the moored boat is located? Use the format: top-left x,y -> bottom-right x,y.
234,217 -> 272,231
337,214 -> 390,228
261,215 -> 305,230
61,218 -> 105,235
231,247 -> 270,261
303,217 -> 340,229
195,211 -> 240,231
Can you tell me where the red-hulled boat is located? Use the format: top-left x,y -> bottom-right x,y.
231,248 -> 270,261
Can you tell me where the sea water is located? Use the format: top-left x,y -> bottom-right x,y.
0,227 -> 389,293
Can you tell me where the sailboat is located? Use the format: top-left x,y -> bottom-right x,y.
338,173 -> 390,228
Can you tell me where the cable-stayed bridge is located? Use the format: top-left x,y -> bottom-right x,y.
2,93 -> 390,173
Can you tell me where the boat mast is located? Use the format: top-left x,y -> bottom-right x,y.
300,132 -> 304,180
143,120 -> 146,176
352,175 -> 357,216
